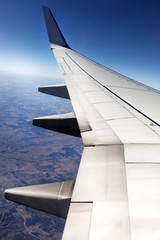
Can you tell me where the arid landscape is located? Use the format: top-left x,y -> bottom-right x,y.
0,73 -> 83,240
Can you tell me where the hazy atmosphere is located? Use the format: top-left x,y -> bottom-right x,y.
0,0 -> 160,88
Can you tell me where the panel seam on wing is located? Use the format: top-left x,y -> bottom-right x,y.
65,51 -> 160,128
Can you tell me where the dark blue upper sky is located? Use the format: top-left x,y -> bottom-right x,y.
0,0 -> 160,88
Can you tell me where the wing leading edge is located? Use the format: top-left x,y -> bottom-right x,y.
5,6 -> 160,240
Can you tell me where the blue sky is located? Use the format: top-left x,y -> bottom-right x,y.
0,0 -> 160,89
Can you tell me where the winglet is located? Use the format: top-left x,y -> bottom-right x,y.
42,6 -> 70,49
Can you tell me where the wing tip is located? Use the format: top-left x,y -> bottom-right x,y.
42,6 -> 70,49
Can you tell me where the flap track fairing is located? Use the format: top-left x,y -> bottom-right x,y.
5,180 -> 75,218
33,112 -> 81,137
38,83 -> 70,99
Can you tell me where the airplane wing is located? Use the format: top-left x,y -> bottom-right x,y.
5,6 -> 160,240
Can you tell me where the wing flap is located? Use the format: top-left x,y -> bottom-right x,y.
72,145 -> 127,201
126,164 -> 160,240
62,203 -> 92,240
124,144 -> 160,163
62,145 -> 131,240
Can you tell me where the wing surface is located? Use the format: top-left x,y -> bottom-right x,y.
43,6 -> 160,240
42,6 -> 160,240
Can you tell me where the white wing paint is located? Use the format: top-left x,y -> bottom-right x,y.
5,6 -> 160,240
